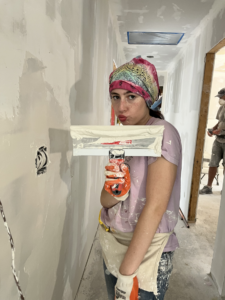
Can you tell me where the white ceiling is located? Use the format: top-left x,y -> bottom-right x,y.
110,0 -> 216,70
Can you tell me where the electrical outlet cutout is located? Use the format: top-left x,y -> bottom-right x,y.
35,146 -> 48,175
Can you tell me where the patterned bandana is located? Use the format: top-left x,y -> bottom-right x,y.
109,58 -> 159,108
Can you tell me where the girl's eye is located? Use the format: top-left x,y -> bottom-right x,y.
112,95 -> 120,100
128,95 -> 136,100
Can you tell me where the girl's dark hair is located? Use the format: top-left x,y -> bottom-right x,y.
149,109 -> 164,120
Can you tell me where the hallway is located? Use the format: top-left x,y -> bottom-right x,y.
2,0 -> 225,299
77,178 -> 224,300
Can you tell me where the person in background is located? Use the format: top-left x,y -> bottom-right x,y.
199,88 -> 225,194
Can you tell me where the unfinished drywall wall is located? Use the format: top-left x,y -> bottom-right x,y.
157,71 -> 167,115
164,0 -> 225,220
0,1 -> 123,299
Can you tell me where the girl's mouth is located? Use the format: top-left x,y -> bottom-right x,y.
118,115 -> 127,122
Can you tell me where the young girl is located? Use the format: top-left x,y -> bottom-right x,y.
99,58 -> 182,300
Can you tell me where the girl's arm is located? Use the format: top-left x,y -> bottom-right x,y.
119,156 -> 177,276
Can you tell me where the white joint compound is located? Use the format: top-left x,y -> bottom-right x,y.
70,125 -> 164,156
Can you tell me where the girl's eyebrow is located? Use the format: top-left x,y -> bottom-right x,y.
111,91 -> 134,96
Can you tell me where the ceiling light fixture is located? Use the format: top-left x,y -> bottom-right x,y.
127,32 -> 184,45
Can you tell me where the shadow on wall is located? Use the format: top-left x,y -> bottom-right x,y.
73,0 -> 96,114
49,125 -> 89,300
9,50 -> 74,297
49,1 -> 98,299
46,0 -> 57,21
46,0 -> 76,47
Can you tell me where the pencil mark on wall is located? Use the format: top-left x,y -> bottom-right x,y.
35,146 -> 48,175
0,200 -> 25,300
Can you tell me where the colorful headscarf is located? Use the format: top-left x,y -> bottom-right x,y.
109,58 -> 159,108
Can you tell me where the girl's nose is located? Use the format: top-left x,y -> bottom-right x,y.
118,98 -> 128,112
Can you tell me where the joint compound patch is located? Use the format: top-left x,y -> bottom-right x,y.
165,210 -> 177,222
0,200 -> 25,300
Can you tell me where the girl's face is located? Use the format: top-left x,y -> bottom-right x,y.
110,89 -> 150,125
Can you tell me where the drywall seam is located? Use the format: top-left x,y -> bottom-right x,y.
108,1 -> 126,64
0,200 -> 25,300
167,0 -> 225,72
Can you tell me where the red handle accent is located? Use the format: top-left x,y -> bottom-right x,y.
130,277 -> 139,300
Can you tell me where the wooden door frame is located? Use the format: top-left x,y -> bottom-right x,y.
188,38 -> 225,222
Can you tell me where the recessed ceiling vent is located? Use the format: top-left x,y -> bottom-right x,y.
127,32 -> 184,45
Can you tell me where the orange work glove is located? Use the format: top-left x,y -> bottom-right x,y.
115,272 -> 139,300
104,162 -> 131,201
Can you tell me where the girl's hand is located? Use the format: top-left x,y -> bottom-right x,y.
104,163 -> 131,201
115,272 -> 139,300
207,130 -> 213,137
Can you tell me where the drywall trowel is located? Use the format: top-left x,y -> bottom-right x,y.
70,125 -> 164,195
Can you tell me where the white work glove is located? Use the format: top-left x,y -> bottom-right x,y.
115,272 -> 139,300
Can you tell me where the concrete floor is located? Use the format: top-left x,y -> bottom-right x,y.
76,175 -> 224,300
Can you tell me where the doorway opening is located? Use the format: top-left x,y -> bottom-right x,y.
189,38 -> 225,222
